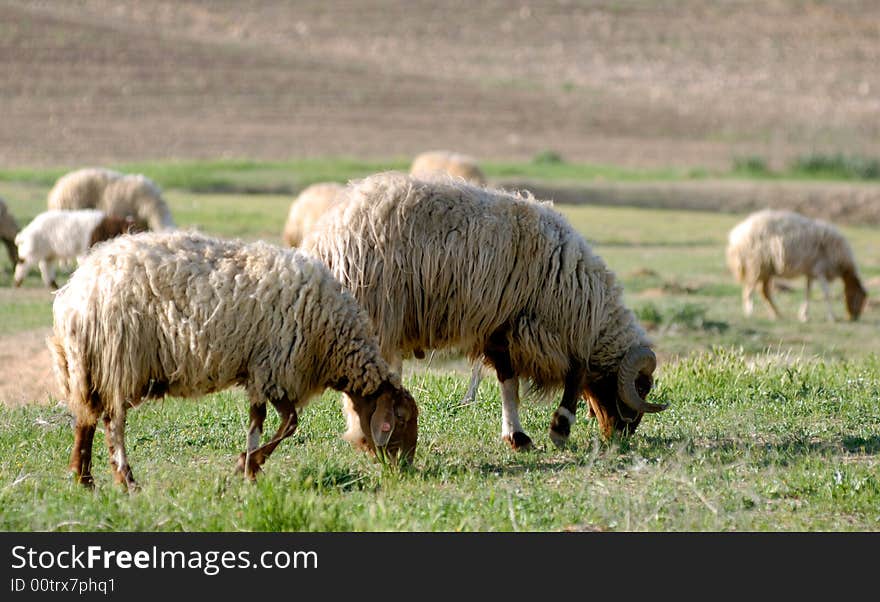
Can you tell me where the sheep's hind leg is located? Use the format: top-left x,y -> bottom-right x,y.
484,329 -> 532,451
70,419 -> 97,487
461,359 -> 483,405
106,409 -> 138,492
760,278 -> 782,319
799,276 -> 813,322
742,282 -> 756,317
549,365 -> 586,449
818,275 -> 836,322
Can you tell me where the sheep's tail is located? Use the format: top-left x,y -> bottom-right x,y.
47,333 -> 70,403
725,243 -> 745,283
47,332 -> 101,426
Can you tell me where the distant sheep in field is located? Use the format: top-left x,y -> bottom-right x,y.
726,209 -> 867,322
281,182 -> 347,247
0,197 -> 20,267
49,230 -> 418,490
409,150 -> 487,186
14,209 -> 145,289
302,172 -> 666,450
47,167 -> 175,231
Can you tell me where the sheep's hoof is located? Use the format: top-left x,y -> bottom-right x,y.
75,474 -> 94,489
548,428 -> 569,450
235,452 -> 263,480
504,432 -> 534,451
548,415 -> 572,449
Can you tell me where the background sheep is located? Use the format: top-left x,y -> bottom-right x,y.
726,209 -> 867,322
47,167 -> 175,231
302,172 -> 666,450
14,209 -> 144,290
409,150 -> 487,186
281,181 -> 347,247
0,197 -> 20,267
49,230 -> 418,490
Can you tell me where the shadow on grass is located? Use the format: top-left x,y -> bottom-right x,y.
415,430 -> 880,479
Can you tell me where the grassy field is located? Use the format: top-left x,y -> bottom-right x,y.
1,164 -> 879,531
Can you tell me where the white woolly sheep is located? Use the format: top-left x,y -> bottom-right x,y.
0,197 -> 20,267
726,209 -> 867,322
14,209 -> 145,290
48,229 -> 418,490
281,182 -> 347,247
47,167 -> 175,231
409,150 -> 487,186
302,172 -> 666,450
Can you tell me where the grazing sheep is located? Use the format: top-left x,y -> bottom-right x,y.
14,209 -> 144,290
47,167 -> 175,231
49,230 -> 418,490
302,172 -> 666,450
409,150 -> 487,186
281,182 -> 347,247
726,209 -> 867,322
0,197 -> 19,267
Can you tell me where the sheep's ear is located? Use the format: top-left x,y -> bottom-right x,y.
370,396 -> 395,447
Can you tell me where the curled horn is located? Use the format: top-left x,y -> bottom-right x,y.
616,345 -> 666,421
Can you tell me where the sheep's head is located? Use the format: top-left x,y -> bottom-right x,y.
584,345 -> 666,439
843,272 -> 867,321
353,382 -> 418,466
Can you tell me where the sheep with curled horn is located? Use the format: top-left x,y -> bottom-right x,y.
302,171 -> 666,450
726,209 -> 867,322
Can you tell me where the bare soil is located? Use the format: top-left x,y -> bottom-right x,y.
0,327 -> 57,407
3,1 -> 880,170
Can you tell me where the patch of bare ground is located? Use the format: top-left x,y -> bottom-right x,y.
0,327 -> 57,407
2,1 -> 880,169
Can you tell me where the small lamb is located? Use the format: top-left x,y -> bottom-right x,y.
14,209 -> 143,289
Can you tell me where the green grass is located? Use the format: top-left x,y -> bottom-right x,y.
1,154 -> 879,200
2,163 -> 880,531
1,352 -> 877,531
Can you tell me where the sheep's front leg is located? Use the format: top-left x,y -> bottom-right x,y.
238,393 -> 298,480
549,366 -> 586,449
38,259 -> 58,290
236,401 -> 267,479
484,329 -> 532,451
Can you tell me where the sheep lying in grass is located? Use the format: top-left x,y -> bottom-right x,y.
281,182 -> 347,247
14,209 -> 144,289
49,230 -> 418,490
48,167 -> 175,231
410,150 -> 487,186
0,197 -> 19,268
302,172 -> 666,450
726,209 -> 867,322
